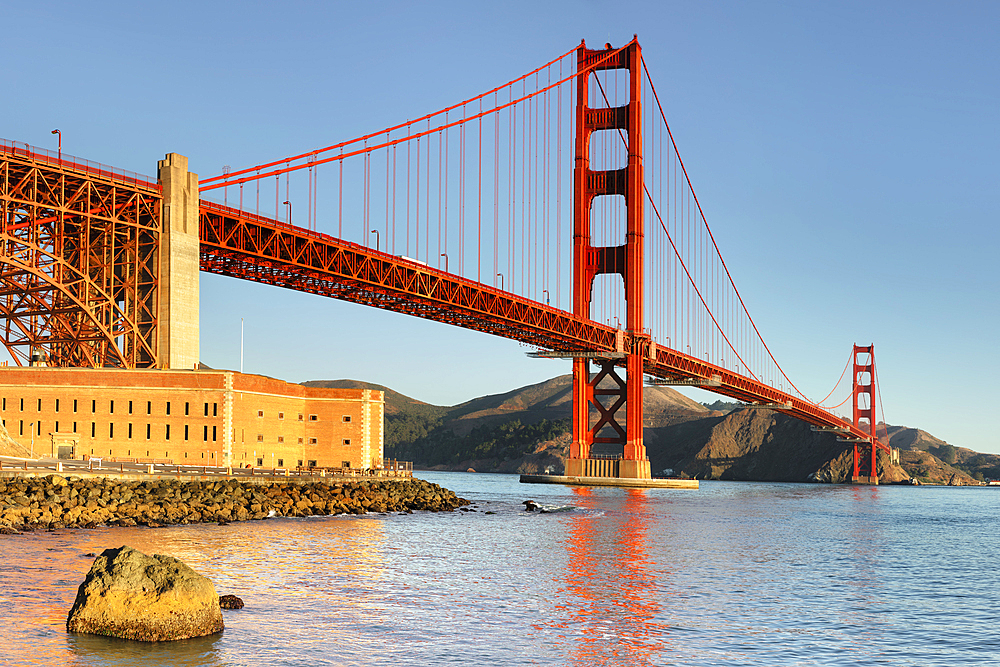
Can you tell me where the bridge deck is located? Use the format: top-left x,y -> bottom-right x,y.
199,200 -> 886,452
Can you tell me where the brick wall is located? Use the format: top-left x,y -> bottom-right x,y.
0,367 -> 383,469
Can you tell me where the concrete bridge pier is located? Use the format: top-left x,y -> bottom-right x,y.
157,154 -> 200,370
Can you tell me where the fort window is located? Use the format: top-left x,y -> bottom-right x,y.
307,460 -> 317,468
2,398 -> 5,411
341,438 -> 351,445
213,403 -> 218,417
165,424 -> 170,440
19,420 -> 23,436
277,436 -> 284,443
73,399 -> 77,413
343,415 -> 351,422
257,410 -> 264,418
91,400 -> 96,413
212,426 -> 217,441
73,422 -> 77,432
278,412 -> 284,420
185,402 -> 189,416
109,423 -> 114,439
277,459 -> 284,467
55,399 -> 59,412
128,401 -> 133,415
91,422 -> 95,438
309,437 -> 319,445
184,425 -> 189,441
204,425 -> 209,442
55,421 -> 59,432
128,423 -> 132,439
146,424 -> 151,440
204,403 -> 209,416
166,402 -> 171,416
37,398 -> 41,412
147,401 -> 151,415
256,434 -> 264,442
257,457 -> 264,466
298,437 -> 304,444
298,414 -> 303,421
342,461 -> 350,468
110,400 -> 114,414
309,414 -> 318,421
146,451 -> 150,457
20,398 -> 23,411
298,459 -> 303,468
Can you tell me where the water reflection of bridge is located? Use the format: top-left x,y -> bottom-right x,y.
554,488 -> 670,665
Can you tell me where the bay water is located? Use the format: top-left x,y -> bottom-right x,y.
2,473 -> 998,666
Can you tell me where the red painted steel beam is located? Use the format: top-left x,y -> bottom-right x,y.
200,201 -> 883,454
199,201 -> 619,353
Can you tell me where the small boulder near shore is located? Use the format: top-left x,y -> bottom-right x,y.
219,595 -> 244,609
66,546 -> 224,641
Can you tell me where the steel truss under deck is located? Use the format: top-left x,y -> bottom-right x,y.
0,144 -> 161,368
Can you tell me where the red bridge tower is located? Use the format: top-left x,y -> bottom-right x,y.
565,39 -> 650,480
851,344 -> 880,483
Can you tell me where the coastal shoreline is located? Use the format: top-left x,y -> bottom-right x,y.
0,474 -> 469,533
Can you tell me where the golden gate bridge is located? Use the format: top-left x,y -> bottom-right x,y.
0,37 -> 890,482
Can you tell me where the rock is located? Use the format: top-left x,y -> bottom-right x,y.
219,595 -> 244,609
523,500 -> 539,512
466,468 -> 476,473
66,546 -> 224,641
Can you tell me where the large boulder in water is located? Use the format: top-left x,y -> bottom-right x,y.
66,546 -> 224,641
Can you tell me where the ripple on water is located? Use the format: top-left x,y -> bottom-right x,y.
2,477 -> 1000,666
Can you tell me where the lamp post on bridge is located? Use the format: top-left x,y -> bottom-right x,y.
496,273 -> 504,291
50,129 -> 61,161
440,253 -> 448,273
371,229 -> 379,253
543,289 -> 550,305
282,200 -> 291,224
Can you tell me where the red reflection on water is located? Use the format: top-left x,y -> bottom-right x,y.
844,484 -> 886,659
547,487 -> 671,666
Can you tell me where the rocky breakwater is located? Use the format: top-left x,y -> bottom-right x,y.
67,546 -> 224,641
0,476 -> 468,531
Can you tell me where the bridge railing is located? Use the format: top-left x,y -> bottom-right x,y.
0,137 -> 158,191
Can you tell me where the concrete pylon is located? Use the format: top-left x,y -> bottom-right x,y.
157,154 -> 200,370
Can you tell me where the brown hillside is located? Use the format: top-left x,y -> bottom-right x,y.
881,426 -> 949,452
304,376 -> 982,485
646,409 -> 909,483
899,450 -> 977,485
443,374 -> 705,436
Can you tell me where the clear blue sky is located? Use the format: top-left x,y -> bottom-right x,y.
4,1 -> 998,452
